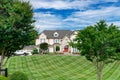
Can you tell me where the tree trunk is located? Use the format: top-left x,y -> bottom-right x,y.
42,50 -> 46,54
97,68 -> 102,80
93,60 -> 104,80
0,48 -> 5,75
42,50 -> 44,54
96,61 -> 104,80
0,58 -> 1,75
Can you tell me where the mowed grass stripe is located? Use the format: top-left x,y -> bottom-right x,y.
105,62 -> 120,80
103,62 -> 119,80
102,62 -> 116,79
37,56 -> 84,79
5,55 -> 120,80
50,56 -> 94,79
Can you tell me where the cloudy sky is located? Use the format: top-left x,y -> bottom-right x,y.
23,0 -> 120,33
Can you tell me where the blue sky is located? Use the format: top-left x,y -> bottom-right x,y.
23,0 -> 120,33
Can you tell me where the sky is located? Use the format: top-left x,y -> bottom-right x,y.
22,0 -> 120,33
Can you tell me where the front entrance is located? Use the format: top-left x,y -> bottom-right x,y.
64,45 -> 69,52
54,44 -> 60,52
55,46 -> 60,52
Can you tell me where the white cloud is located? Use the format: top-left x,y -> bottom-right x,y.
22,0 -> 120,32
21,0 -> 119,10
34,6 -> 120,33
72,7 -> 120,18
22,0 -> 96,10
108,21 -> 120,26
33,13 -> 64,33
33,12 -> 84,33
65,6 -> 120,27
103,0 -> 119,2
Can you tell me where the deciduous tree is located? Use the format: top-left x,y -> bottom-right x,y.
0,0 -> 38,73
40,43 -> 48,54
70,20 -> 120,80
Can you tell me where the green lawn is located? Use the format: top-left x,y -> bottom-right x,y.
5,55 -> 120,80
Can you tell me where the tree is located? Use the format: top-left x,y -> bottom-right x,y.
40,43 -> 49,54
32,48 -> 38,55
0,0 -> 38,73
70,20 -> 120,80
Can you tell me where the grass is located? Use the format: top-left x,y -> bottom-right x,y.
5,55 -> 120,80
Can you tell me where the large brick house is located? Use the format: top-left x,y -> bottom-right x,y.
35,30 -> 79,54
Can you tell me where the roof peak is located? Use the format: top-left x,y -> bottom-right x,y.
42,30 -> 73,39
43,30 -> 72,31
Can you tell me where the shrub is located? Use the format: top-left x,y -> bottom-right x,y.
0,76 -> 9,80
32,48 -> 38,55
9,71 -> 28,80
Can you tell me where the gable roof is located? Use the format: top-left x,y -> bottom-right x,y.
42,30 -> 73,39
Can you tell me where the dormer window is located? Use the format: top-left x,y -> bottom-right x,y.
54,32 -> 59,37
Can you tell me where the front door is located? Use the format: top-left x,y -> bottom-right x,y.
64,45 -> 69,52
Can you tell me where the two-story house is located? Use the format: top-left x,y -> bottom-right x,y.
35,30 -> 79,54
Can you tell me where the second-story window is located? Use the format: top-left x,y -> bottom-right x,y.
40,38 -> 45,43
54,39 -> 59,43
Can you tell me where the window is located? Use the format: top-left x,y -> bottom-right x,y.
54,39 -> 59,43
40,38 -> 45,43
73,39 -> 76,41
54,32 -> 59,37
73,48 -> 79,52
72,39 -> 77,43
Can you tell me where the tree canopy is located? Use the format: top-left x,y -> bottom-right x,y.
40,43 -> 49,54
70,20 -> 120,80
0,0 -> 38,69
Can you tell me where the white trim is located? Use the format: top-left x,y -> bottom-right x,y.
54,32 -> 59,37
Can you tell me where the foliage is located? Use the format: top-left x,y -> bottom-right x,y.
40,43 -> 49,50
28,30 -> 38,45
70,20 -> 120,80
32,48 -> 38,54
40,43 -> 48,54
116,47 -> 120,53
0,76 -> 9,80
0,0 -> 38,67
9,71 -> 28,80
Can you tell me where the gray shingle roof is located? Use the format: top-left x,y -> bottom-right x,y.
23,45 -> 35,50
42,30 -> 73,39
